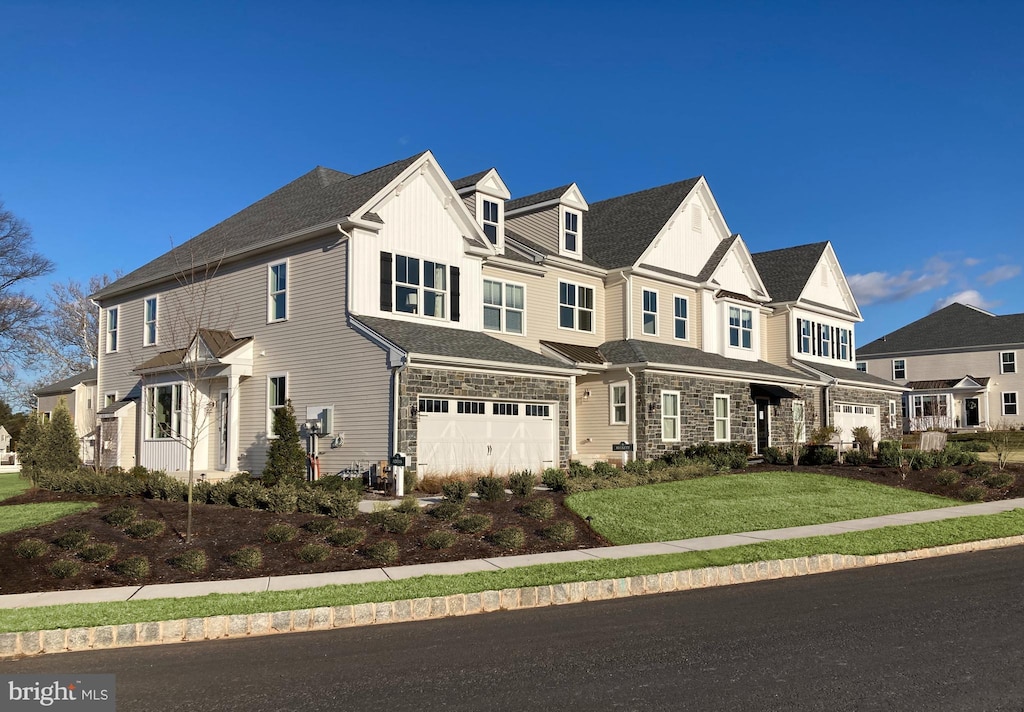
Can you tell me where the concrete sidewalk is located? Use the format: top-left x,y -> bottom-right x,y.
4,496 -> 1023,611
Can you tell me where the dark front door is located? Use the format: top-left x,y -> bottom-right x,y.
756,399 -> 770,453
965,398 -> 980,427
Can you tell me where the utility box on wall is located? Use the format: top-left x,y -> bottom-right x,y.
306,405 -> 335,435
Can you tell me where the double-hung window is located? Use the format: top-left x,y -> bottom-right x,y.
793,401 -> 806,443
483,279 -> 524,334
1001,352 -> 1016,374
893,359 -> 906,380
269,261 -> 288,322
820,325 -> 831,358
714,394 -> 730,441
838,329 -> 850,361
268,375 -> 287,437
143,297 -> 158,346
1003,392 -> 1018,416
673,296 -> 688,340
396,255 -> 447,318
559,281 -> 594,332
661,391 -> 680,441
106,307 -> 119,353
147,384 -> 182,439
482,200 -> 499,244
728,307 -> 752,349
611,383 -> 628,425
563,210 -> 580,254
799,319 -> 813,354
642,289 -> 658,336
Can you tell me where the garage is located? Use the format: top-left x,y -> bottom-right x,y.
416,397 -> 557,476
832,401 -> 880,445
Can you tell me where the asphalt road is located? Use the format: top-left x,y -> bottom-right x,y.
8,546 -> 1024,711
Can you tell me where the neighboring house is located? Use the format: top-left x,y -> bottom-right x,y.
857,302 -> 1024,432
91,151 -> 901,480
35,368 -> 98,464
0,425 -> 16,469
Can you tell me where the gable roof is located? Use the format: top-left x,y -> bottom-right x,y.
751,242 -> 829,303
695,235 -> 739,282
907,376 -> 990,390
451,169 -> 492,191
793,360 -> 905,390
858,302 -> 1024,356
135,329 -> 253,372
583,178 -> 701,270
599,339 -> 810,382
35,367 -> 98,397
505,185 -> 573,213
93,153 -> 427,300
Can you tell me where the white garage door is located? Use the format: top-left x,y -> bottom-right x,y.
832,402 -> 880,443
416,397 -> 557,476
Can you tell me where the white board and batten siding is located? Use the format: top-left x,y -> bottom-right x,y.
641,190 -> 729,279
790,307 -> 858,371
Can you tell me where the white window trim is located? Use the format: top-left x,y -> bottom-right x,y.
714,394 -> 731,442
557,280 -> 595,334
477,194 -> 504,251
888,399 -> 898,429
661,390 -> 680,442
482,278 -> 526,335
394,253 -> 449,320
642,288 -> 659,336
106,307 -> 119,353
610,382 -> 628,425
856,362 -> 867,372
267,373 -> 289,438
673,294 -> 689,341
145,383 -> 183,441
559,206 -> 582,258
727,305 -> 753,350
1002,391 -> 1018,416
793,400 -> 806,443
268,260 -> 289,323
892,359 -> 906,380
104,391 -> 118,408
1000,351 -> 1016,374
143,295 -> 159,347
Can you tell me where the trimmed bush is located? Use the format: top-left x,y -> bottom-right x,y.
48,559 -> 82,579
843,449 -> 869,466
103,504 -> 139,527
13,538 -> 49,559
592,461 -> 619,478
454,513 -> 492,534
192,480 -> 214,504
230,482 -> 262,510
800,445 -> 838,466
229,546 -> 263,570
541,468 -> 567,492
965,463 -> 992,479
327,527 -> 366,547
475,476 -> 507,502
488,526 -> 525,550
428,501 -> 464,521
365,540 -> 399,564
934,469 -> 962,486
258,484 -> 299,514
145,472 -> 187,501
441,479 -> 472,503
542,521 -> 576,544
379,511 -> 414,535
961,485 -> 987,502
984,471 -> 1016,488
79,543 -> 117,563
125,519 -> 165,540
297,543 -> 331,563
877,440 -> 904,467
422,530 -> 457,549
518,498 -> 555,521
623,459 -> 651,478
394,496 -> 421,515
170,549 -> 208,574
303,518 -> 337,536
208,481 -> 236,506
319,490 -> 359,519
761,447 -> 790,466
114,555 -> 150,579
508,470 -> 537,498
264,523 -> 298,543
54,528 -> 90,550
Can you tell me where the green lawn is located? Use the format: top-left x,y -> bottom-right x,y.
0,501 -> 98,535
566,471 -> 959,544
0,472 -> 29,501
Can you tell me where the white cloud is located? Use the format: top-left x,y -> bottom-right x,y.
979,264 -> 1021,286
964,257 -> 983,267
847,265 -> 950,306
931,289 -> 999,312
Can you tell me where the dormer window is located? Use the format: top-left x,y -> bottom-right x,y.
482,200 -> 500,244
563,209 -> 580,254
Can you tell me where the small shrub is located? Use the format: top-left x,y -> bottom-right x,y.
49,559 -> 82,579
475,476 -> 507,502
365,540 -> 399,564
955,440 -> 990,452
258,484 -> 299,514
327,527 -> 366,547
303,518 -> 337,535
145,473 -> 187,501
623,459 -> 651,478
934,469 -> 962,486
417,476 -> 444,495
394,496 -> 421,515
208,481 -> 236,506
79,543 -> 117,563
314,475 -> 363,493
428,501 -> 464,521
454,513 -> 492,534
230,482 -> 262,510
843,449 -> 869,466
229,546 -> 263,570
800,445 -> 838,466
518,498 -> 555,521
319,490 -> 359,519
761,447 -> 789,465
542,521 -> 576,544
14,538 -> 48,559
296,488 -> 327,514
568,461 -> 595,479
380,511 -> 414,534
964,463 -> 992,479
103,504 -> 139,527
422,530 -> 457,549
441,479 -> 472,503
54,529 -> 90,550
877,440 -> 904,468
851,426 -> 875,453
170,549 -> 208,574
508,470 -> 537,498
192,480 -> 214,504
984,471 -> 1016,488
489,526 -> 525,550
114,555 -> 150,579
125,519 -> 165,540
404,470 -> 418,496
297,543 -> 331,563
541,468 -> 567,491
592,461 -> 619,478
264,523 -> 298,543
961,485 -> 987,502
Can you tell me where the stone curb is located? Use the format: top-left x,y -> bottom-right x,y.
3,534 -> 1023,660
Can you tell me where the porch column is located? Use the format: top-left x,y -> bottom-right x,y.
227,374 -> 240,472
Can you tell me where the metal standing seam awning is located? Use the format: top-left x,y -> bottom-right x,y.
750,383 -> 801,403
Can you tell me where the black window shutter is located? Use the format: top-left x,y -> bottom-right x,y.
796,318 -> 802,353
380,252 -> 393,312
450,266 -> 461,322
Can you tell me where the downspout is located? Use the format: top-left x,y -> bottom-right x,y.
626,365 -> 637,462
823,377 -> 839,429
392,361 -> 408,459
569,377 -> 576,464
624,271 -> 633,340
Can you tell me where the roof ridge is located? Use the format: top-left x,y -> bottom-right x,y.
588,176 -> 701,208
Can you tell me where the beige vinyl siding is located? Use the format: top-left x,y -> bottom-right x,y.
760,311 -> 770,361
506,206 -> 559,254
604,278 -> 626,341
764,310 -> 790,365
575,372 -> 630,464
630,276 -> 700,348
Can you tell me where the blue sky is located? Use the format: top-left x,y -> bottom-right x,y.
2,0 -> 1022,348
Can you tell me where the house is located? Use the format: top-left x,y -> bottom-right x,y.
90,151 -> 902,480
857,302 -> 1024,432
0,425 -> 16,470
34,368 -> 98,464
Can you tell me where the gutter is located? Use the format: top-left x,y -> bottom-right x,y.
626,365 -> 637,462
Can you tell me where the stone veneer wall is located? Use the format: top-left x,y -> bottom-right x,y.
398,366 -> 571,472
829,385 -> 903,443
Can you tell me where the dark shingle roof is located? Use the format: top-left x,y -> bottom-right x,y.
504,229 -> 604,269
354,316 -> 573,371
858,303 -> 1024,356
540,341 -> 605,365
794,360 -> 904,390
93,153 -> 426,300
451,169 -> 492,190
583,178 -> 701,270
907,376 -> 990,390
35,368 -> 97,397
750,242 -> 829,303
598,339 -> 810,381
695,235 -> 739,282
135,329 -> 252,371
505,185 -> 573,213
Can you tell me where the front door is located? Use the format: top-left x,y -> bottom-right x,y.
965,398 -> 980,427
755,399 -> 770,454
